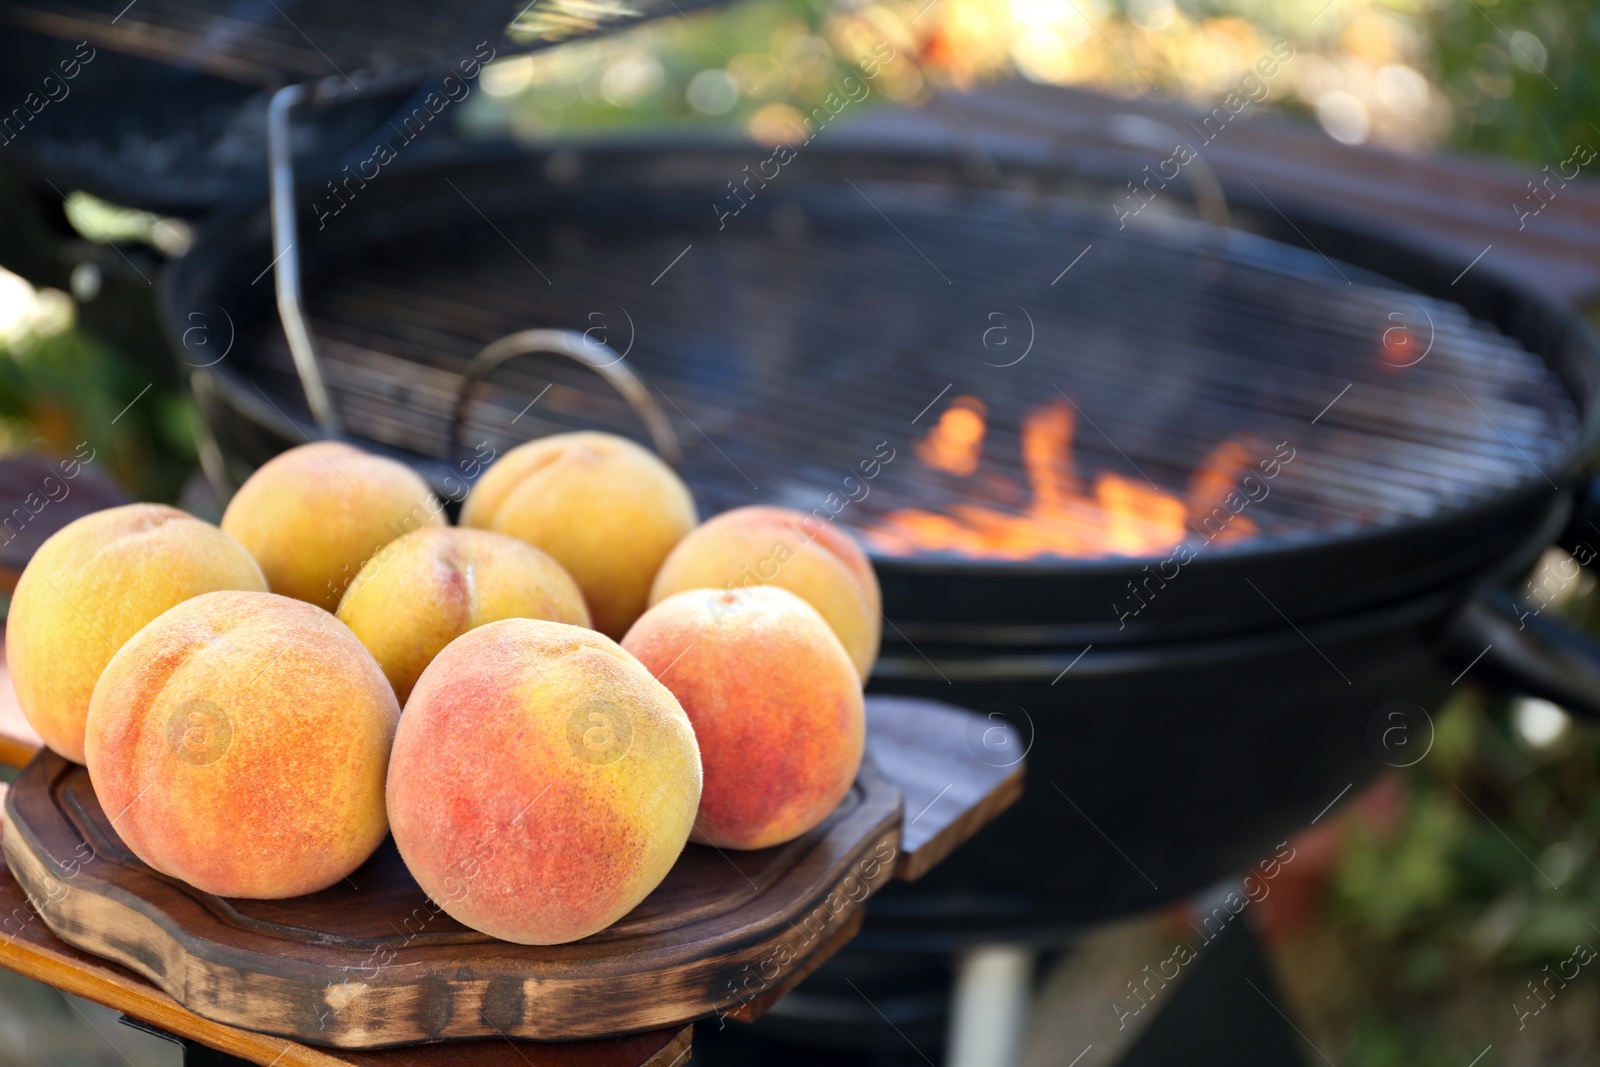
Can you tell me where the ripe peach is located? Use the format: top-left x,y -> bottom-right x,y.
459,432 -> 695,639
6,504 -> 266,764
387,619 -> 700,945
220,442 -> 442,611
648,506 -> 882,677
84,591 -> 399,899
336,527 -> 590,703
622,585 -> 865,850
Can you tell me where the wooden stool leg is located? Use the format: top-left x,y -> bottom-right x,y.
946,943 -> 1034,1067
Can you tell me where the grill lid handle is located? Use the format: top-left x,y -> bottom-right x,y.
1449,587 -> 1600,721
266,84 -> 342,436
450,329 -> 682,467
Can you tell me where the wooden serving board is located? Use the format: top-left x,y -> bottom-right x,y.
0,807 -> 692,1067
3,749 -> 902,1048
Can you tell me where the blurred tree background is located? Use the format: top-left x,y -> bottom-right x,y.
1,1 -> 1598,1063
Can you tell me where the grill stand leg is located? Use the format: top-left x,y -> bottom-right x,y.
946,943 -> 1035,1067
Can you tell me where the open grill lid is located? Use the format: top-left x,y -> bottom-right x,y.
0,0 -> 733,212
0,0 -> 728,92
165,139 -> 1600,647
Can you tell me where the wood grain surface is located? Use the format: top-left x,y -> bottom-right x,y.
0,783 -> 692,1067
840,81 -> 1600,306
4,750 -> 902,1047
866,696 -> 1026,882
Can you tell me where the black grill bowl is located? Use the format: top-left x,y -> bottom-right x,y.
161,136 -> 1600,926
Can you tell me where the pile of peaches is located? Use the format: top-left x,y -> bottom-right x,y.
5,432 -> 880,945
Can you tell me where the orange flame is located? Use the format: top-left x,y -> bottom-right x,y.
867,399 -> 1261,560
917,396 -> 987,475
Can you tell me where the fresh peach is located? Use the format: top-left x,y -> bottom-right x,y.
648,506 -> 882,677
387,619 -> 700,945
459,432 -> 695,639
336,527 -> 590,703
622,585 -> 865,850
84,591 -> 398,899
220,441 -> 442,611
6,504 -> 266,764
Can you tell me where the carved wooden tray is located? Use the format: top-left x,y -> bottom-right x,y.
3,748 -> 901,1048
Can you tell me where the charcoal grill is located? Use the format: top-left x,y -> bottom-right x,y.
161,133 -> 1600,925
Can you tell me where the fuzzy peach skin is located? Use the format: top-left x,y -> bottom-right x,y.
336,527 -> 590,703
220,441 -> 443,611
459,432 -> 695,639
83,591 -> 398,899
6,504 -> 266,764
648,506 -> 882,678
387,619 -> 701,945
623,586 -> 864,850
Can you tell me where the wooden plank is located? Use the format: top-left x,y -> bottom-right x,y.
839,81 -> 1600,305
865,696 -> 1025,882
719,905 -> 862,1024
0,783 -> 691,1067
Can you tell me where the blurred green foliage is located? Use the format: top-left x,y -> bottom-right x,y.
1303,573 -> 1600,1062
1424,0 -> 1600,164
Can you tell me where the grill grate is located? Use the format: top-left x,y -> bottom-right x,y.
233,165 -> 1580,561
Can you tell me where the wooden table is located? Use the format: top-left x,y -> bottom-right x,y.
0,828 -> 692,1064
0,610 -> 676,1064
840,81 -> 1600,310
0,656 -> 1019,1065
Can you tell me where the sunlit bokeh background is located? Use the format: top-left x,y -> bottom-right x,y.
461,0 -> 1592,162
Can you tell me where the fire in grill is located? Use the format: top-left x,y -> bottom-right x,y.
869,399 -> 1272,558
227,159 -> 1578,567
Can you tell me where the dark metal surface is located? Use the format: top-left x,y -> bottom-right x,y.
1450,587 -> 1600,721
0,0 -> 726,92
0,0 -> 731,214
0,0 -> 502,87
0,31 -> 419,214
864,584 -> 1466,931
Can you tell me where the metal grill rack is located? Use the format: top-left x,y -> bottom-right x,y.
221,156 -> 1579,561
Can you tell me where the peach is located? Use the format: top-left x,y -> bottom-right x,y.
459,432 -> 695,639
84,591 -> 398,899
336,527 -> 590,703
622,585 -> 865,850
220,441 -> 442,611
6,504 -> 266,764
648,506 -> 882,677
387,619 -> 700,945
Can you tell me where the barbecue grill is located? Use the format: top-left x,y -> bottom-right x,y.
7,0 -> 1600,1002
155,132 -> 1600,932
